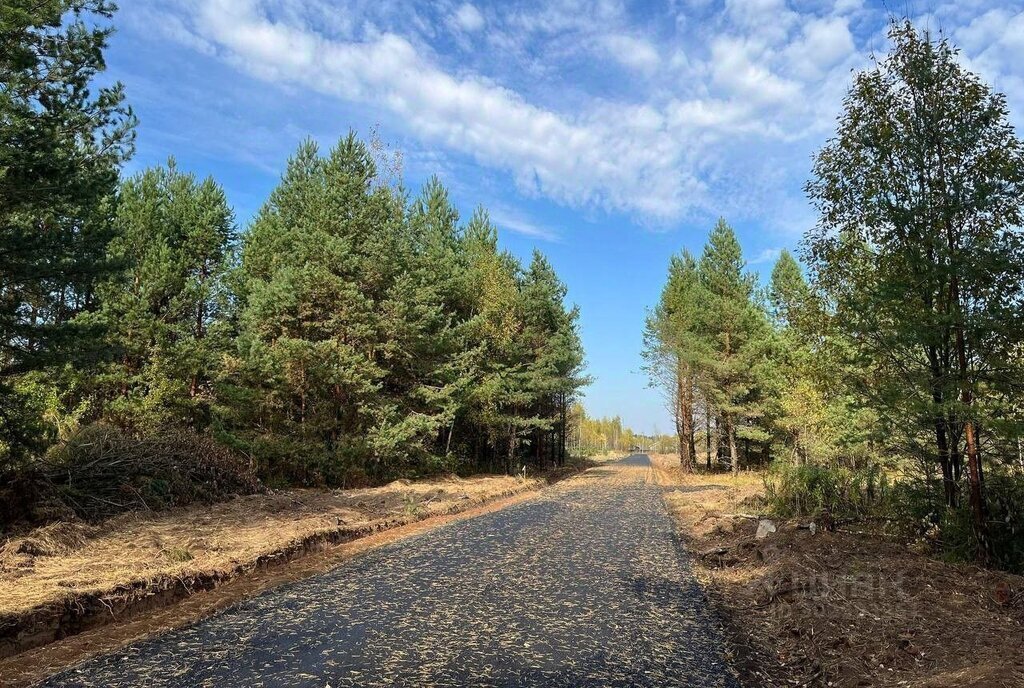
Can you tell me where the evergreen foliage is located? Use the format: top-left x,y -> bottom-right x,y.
1,1 -> 135,465
94,160 -> 235,431
0,2 -> 586,493
215,137 -> 587,485
643,219 -> 773,474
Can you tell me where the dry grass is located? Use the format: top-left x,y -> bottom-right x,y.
0,472 -> 540,658
650,453 -> 1024,688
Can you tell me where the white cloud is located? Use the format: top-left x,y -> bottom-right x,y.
600,34 -> 660,73
452,3 -> 485,32
782,16 -> 855,79
154,0 -> 713,220
724,0 -> 798,44
710,37 -> 802,105
130,0 -> 1024,231
749,247 -> 782,265
489,206 -> 559,241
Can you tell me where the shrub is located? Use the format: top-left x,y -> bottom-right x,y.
840,470 -> 1024,574
764,461 -> 889,523
6,423 -> 264,527
911,472 -> 1024,574
983,471 -> 1024,572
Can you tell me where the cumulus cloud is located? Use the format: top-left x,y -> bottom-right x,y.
128,0 -> 1024,230
452,3 -> 485,32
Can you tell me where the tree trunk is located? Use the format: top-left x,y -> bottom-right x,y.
685,379 -> 696,467
934,418 -> 957,508
705,411 -> 712,471
560,394 -> 567,465
927,343 -> 957,508
445,418 -> 455,457
952,277 -> 989,563
725,415 -> 739,476
676,361 -> 694,472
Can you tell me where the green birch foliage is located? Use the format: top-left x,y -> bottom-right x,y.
767,250 -> 850,464
804,21 -> 1024,474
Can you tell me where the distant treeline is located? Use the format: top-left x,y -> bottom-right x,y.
644,22 -> 1024,571
0,3 -> 587,491
567,406 -> 677,456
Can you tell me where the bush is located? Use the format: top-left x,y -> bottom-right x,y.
1,423 -> 263,530
900,472 -> 1024,574
836,469 -> 1024,574
764,461 -> 889,523
227,432 -> 376,489
983,471 -> 1024,572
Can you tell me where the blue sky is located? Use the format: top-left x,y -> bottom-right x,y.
105,0 -> 1024,433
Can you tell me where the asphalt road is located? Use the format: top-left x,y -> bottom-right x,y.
43,455 -> 738,687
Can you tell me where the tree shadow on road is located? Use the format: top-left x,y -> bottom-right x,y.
666,484 -> 729,493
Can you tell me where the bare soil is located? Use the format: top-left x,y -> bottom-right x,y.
649,454 -> 1024,688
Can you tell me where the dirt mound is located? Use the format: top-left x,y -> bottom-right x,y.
2,522 -> 97,559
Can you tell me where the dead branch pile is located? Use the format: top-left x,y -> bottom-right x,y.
1,424 -> 263,530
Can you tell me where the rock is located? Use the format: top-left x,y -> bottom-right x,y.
755,519 -> 777,539
808,522 -> 817,535
994,581 -> 1013,606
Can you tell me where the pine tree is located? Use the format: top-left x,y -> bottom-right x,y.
93,160 -> 235,430
520,251 -> 587,466
460,210 -> 530,472
768,251 -> 810,331
1,1 -> 135,463
226,136 -> 405,484
405,178 -> 474,466
698,219 -> 770,474
643,251 -> 706,471
380,177 -> 467,473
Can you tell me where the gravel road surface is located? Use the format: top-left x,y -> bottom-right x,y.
43,455 -> 737,687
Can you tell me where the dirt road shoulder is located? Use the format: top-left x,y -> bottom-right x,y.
650,454 -> 1024,688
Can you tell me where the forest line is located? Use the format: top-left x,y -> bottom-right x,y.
644,22 -> 1024,572
1,3 -> 586,527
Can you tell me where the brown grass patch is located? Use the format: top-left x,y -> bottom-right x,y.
650,453 -> 1024,688
0,472 -> 543,661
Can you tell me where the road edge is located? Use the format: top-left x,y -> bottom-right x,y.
0,480 -> 556,687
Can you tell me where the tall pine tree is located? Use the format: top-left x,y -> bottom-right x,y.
1,1 -> 135,463
92,161 -> 235,430
698,220 -> 772,474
